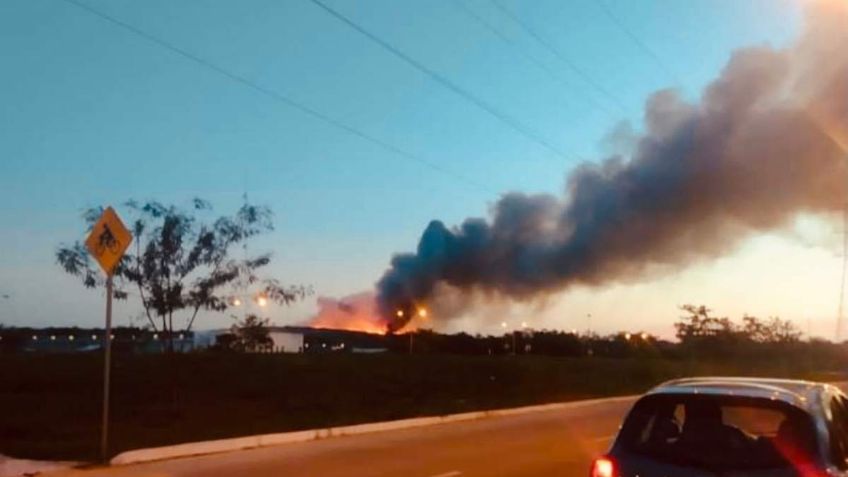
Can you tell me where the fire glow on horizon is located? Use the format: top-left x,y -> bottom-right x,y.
306,292 -> 432,334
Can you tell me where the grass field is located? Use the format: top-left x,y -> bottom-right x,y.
0,352 -> 843,461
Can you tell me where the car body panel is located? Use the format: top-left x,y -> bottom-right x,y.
602,377 -> 847,477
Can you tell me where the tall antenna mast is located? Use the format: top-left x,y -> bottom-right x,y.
838,178 -> 848,342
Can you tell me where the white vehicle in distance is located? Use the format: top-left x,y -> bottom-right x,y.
592,378 -> 848,477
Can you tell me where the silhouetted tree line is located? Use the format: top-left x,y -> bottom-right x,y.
674,304 -> 802,345
292,305 -> 842,363
5,305 -> 846,365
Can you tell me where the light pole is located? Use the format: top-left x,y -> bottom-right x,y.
501,322 -> 516,355
407,308 -> 427,354
837,149 -> 848,341
521,321 -> 530,354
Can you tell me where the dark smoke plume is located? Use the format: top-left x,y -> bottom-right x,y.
377,1 -> 848,331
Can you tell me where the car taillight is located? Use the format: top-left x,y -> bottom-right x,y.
590,457 -> 617,477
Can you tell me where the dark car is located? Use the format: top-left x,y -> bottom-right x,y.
592,377 -> 848,477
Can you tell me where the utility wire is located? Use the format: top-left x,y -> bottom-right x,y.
490,0 -> 628,113
594,0 -> 680,85
307,0 -> 578,164
452,0 -> 616,120
59,0 -> 494,195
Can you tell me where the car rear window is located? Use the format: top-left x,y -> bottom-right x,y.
617,393 -> 817,471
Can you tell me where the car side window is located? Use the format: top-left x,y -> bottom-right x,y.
828,396 -> 848,469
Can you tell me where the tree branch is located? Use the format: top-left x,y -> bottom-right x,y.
135,235 -> 158,332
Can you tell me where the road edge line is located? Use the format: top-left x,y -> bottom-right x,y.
109,394 -> 637,466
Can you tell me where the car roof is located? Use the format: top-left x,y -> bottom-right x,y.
646,377 -> 838,412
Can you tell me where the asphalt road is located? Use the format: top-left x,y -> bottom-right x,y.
55,397 -> 636,477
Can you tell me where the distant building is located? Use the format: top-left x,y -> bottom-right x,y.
288,326 -> 388,354
0,327 -> 194,354
196,327 -> 305,353
1,325 -> 391,354
268,328 -> 304,353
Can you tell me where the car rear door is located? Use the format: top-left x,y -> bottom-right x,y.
826,394 -> 848,475
611,393 -> 820,477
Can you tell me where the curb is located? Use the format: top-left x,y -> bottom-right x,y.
110,394 -> 637,465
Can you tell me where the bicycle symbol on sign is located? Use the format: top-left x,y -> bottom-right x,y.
96,224 -> 122,256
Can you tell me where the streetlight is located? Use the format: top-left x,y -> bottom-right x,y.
501,322 -> 516,355
640,332 -> 648,340
624,333 -> 632,341
408,308 -> 428,355
231,297 -> 242,307
256,295 -> 268,307
396,309 -> 404,318
520,322 -> 531,354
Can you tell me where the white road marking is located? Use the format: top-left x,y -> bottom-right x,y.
429,471 -> 463,477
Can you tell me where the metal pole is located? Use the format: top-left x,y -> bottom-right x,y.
512,332 -> 516,355
838,155 -> 848,341
101,276 -> 113,462
838,200 -> 848,341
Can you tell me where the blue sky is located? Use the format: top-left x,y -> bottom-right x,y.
0,0 -> 812,335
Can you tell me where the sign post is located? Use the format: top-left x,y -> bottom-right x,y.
102,275 -> 113,462
84,206 -> 132,462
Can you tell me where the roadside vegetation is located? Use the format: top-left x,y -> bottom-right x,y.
1,340 -> 845,462
3,283 -> 846,462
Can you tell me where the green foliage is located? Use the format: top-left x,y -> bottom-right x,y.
225,314 -> 273,353
674,305 -> 803,355
1,352 -> 843,461
742,315 -> 802,343
674,305 -> 737,342
55,199 -> 311,350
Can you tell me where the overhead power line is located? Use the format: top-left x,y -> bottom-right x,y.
452,0 -> 616,119
59,0 -> 494,195
594,0 -> 680,85
489,0 -> 629,113
306,0 -> 578,164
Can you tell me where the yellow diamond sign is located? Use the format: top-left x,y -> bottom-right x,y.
85,206 -> 132,276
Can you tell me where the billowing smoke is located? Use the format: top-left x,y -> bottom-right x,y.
377,1 -> 848,332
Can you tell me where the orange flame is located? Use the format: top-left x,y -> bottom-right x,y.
307,292 -> 391,335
